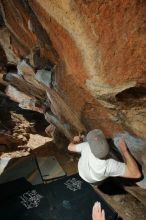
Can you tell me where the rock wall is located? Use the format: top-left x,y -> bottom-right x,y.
0,0 -> 146,141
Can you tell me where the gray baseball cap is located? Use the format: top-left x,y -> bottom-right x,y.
87,129 -> 110,159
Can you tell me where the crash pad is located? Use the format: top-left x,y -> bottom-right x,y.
0,174 -> 118,220
0,177 -> 32,201
0,155 -> 43,185
36,156 -> 66,181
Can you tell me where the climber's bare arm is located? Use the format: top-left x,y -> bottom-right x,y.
118,139 -> 141,179
68,142 -> 76,152
67,134 -> 82,152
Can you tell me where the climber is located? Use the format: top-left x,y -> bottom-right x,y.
68,129 -> 141,184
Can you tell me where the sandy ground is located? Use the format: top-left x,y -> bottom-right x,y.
1,134 -> 146,220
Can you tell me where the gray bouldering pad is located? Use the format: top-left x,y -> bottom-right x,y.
36,156 -> 66,181
0,155 -> 43,185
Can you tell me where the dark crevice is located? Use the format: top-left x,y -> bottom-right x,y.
0,13 -> 5,27
0,83 -> 6,92
116,86 -> 146,101
6,64 -> 17,73
0,44 -> 7,69
0,6 -> 5,27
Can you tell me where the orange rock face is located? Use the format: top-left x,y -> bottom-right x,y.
1,0 -> 146,140
75,0 -> 146,86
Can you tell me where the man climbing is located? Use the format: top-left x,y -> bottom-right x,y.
68,129 -> 141,184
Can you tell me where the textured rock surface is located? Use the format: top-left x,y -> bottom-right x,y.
0,93 -> 30,149
0,0 -> 146,176
0,91 -> 49,152
113,132 -> 146,189
28,0 -> 146,138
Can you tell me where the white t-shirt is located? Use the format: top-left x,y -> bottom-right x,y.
75,142 -> 125,183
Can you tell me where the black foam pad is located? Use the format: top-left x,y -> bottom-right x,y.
0,174 -> 118,220
0,177 -> 32,201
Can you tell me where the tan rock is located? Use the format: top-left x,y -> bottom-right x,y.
0,0 -> 146,152
0,28 -> 18,63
